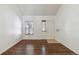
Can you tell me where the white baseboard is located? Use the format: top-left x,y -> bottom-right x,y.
22,39 -> 54,40
56,39 -> 78,55
0,39 -> 22,55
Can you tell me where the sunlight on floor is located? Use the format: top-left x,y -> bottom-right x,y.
47,39 -> 59,43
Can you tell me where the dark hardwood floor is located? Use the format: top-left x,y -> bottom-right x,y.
2,40 -> 77,55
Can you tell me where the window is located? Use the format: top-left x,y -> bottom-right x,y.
42,20 -> 46,32
25,21 -> 34,35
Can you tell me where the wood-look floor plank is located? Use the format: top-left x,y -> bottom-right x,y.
2,40 -> 77,55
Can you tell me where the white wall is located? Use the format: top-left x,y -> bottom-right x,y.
22,16 -> 55,39
55,4 -> 79,54
0,5 -> 22,54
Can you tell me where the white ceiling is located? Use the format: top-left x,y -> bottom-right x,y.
17,4 -> 61,16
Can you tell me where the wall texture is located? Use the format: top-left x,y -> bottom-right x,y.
55,4 -> 79,54
0,5 -> 22,54
22,16 -> 55,39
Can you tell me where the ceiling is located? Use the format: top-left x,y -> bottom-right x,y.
17,4 -> 61,16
